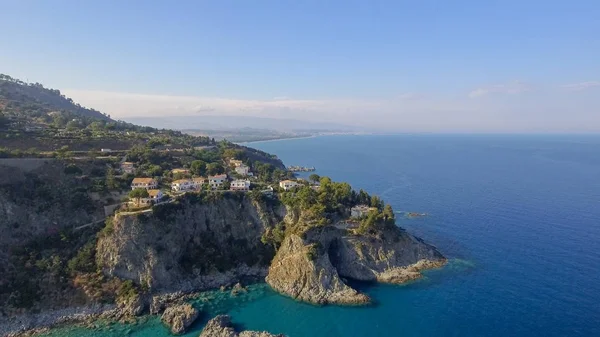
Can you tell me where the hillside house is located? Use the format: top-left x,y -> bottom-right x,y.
351,205 -> 377,218
235,164 -> 252,176
208,174 -> 227,190
230,179 -> 251,191
279,180 -> 299,191
139,189 -> 164,205
131,177 -> 158,190
120,162 -> 135,174
192,177 -> 207,189
171,179 -> 194,192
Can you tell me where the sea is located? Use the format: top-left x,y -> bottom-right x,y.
40,134 -> 600,337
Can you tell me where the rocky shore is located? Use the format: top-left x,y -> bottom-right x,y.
1,184 -> 446,336
266,224 -> 446,305
199,315 -> 286,337
1,303 -> 115,337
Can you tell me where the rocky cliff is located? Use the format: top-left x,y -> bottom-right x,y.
0,160 -> 106,316
97,191 -> 445,306
96,193 -> 284,293
266,223 -> 446,305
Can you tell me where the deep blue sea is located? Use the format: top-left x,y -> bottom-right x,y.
43,135 -> 600,337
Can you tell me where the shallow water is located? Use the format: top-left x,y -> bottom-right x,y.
42,134 -> 600,336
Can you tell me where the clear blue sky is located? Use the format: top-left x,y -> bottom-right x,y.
1,1 -> 599,132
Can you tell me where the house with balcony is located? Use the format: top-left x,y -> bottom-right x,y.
131,177 -> 158,190
208,174 -> 228,190
139,189 -> 164,205
230,179 -> 251,191
279,180 -> 299,191
171,179 -> 194,192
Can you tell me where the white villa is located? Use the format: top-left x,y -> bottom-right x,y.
230,179 -> 251,191
351,205 -> 377,218
279,180 -> 299,191
208,174 -> 228,190
139,189 -> 164,205
171,179 -> 194,192
120,162 -> 135,174
235,164 -> 252,176
131,177 -> 158,190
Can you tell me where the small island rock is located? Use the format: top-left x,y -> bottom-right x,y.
161,303 -> 199,335
200,315 -> 285,337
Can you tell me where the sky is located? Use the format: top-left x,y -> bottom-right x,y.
1,0 -> 599,132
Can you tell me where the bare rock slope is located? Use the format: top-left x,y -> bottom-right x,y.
266,224 -> 446,305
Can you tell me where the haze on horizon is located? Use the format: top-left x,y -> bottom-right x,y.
1,1 -> 599,133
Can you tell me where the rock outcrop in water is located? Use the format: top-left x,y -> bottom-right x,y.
266,223 -> 446,305
161,303 -> 200,335
200,315 -> 285,337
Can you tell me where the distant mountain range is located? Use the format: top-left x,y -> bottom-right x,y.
124,115 -> 363,132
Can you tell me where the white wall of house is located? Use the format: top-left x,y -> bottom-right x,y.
279,180 -> 299,191
230,179 -> 251,191
171,180 -> 194,192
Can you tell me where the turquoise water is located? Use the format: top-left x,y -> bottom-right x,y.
43,135 -> 600,336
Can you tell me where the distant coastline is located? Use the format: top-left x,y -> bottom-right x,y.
239,135 -> 318,144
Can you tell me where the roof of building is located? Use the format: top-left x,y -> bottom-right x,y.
209,174 -> 227,179
280,180 -> 297,184
148,189 -> 162,197
232,179 -> 251,183
132,177 -> 156,184
172,179 -> 192,184
172,168 -> 190,173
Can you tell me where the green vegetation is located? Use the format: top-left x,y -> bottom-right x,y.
67,241 -> 97,274
129,188 -> 149,204
357,204 -> 396,234
261,222 -> 286,249
278,175 -> 395,235
0,74 -> 214,153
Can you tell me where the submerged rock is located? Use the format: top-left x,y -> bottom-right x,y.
266,224 -> 446,305
161,303 -> 199,335
199,315 -> 285,337
230,282 -> 247,296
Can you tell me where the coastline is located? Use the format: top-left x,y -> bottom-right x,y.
237,135 -> 318,145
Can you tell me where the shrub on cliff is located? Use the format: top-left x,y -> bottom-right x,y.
67,241 -> 97,274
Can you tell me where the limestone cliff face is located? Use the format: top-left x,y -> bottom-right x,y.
265,234 -> 370,305
266,224 -> 445,305
96,194 -> 284,292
